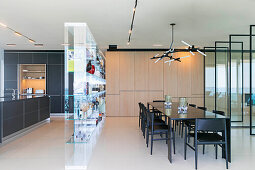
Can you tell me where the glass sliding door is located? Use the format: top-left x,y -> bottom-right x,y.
229,41 -> 243,123
204,47 -> 215,111
215,45 -> 229,116
215,41 -> 244,122
230,35 -> 250,127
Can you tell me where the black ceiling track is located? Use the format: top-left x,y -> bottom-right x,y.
128,0 -> 138,44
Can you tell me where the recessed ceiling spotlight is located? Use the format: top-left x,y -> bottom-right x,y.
0,23 -> 7,28
61,43 -> 70,46
153,44 -> 163,47
28,39 -> 35,43
34,44 -> 43,47
6,43 -> 16,46
14,32 -> 22,36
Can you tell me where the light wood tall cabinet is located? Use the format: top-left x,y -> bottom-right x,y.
106,51 -> 204,117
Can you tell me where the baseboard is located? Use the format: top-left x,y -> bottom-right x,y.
0,118 -> 50,146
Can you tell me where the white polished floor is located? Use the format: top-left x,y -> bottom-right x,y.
0,117 -> 255,170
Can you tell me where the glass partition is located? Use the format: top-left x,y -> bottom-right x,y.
0,49 -> 3,97
229,42 -> 243,123
215,45 -> 229,116
204,47 -> 215,111
230,35 -> 250,127
251,26 -> 255,135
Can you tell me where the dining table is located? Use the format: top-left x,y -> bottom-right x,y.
147,102 -> 231,164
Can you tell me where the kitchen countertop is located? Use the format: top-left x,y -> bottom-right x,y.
0,95 -> 47,102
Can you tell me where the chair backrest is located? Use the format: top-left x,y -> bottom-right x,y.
153,100 -> 165,102
138,102 -> 142,115
196,118 -> 226,132
212,110 -> 225,116
189,104 -> 196,107
144,105 -> 154,127
197,106 -> 207,111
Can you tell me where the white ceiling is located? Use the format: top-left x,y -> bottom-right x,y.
0,0 -> 255,51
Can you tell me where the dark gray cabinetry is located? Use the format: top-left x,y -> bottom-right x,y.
0,96 -> 50,143
4,51 -> 64,113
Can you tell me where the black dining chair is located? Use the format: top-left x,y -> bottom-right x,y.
138,102 -> 143,128
197,106 -> 207,111
212,110 -> 225,116
140,103 -> 165,138
184,118 -> 228,169
145,106 -> 175,155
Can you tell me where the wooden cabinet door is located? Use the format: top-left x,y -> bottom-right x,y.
164,53 -> 178,97
148,52 -> 164,91
106,94 -> 120,116
119,52 -> 135,90
134,52 -> 149,90
106,52 -> 119,94
120,91 -> 134,116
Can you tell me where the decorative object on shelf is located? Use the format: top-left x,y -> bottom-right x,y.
150,23 -> 207,66
86,60 -> 95,74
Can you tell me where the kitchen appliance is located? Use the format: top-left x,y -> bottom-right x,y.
35,89 -> 44,94
26,88 -> 33,94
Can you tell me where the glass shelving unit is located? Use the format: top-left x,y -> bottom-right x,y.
64,23 -> 106,170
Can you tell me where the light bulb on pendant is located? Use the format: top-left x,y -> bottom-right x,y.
14,32 -> 22,36
28,39 -> 35,43
0,23 -> 7,28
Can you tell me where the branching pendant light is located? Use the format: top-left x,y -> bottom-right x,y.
151,23 -> 206,65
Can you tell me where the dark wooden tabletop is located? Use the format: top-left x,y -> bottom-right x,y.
148,102 -> 229,120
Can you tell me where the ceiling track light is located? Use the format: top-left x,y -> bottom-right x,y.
127,0 -> 138,45
6,43 -> 16,46
0,22 -> 7,28
28,39 -> 35,43
14,31 -> 22,36
0,22 -> 37,45
34,44 -> 43,47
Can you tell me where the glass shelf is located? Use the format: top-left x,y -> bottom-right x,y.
66,109 -> 100,120
86,73 -> 106,84
66,116 -> 105,144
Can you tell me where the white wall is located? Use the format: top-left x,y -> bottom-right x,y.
0,49 -> 4,97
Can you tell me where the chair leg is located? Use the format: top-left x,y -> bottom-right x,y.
173,130 -> 176,154
225,143 -> 228,169
203,144 -> 205,154
184,126 -> 187,160
146,130 -> 149,147
188,127 -> 191,143
179,121 -> 181,135
215,144 -> 218,159
166,132 -> 168,144
195,142 -> 198,169
181,122 -> 184,138
151,134 -> 153,155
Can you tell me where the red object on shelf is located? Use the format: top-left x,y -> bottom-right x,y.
87,65 -> 95,74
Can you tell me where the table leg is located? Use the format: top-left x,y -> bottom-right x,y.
168,117 -> 172,163
222,119 -> 231,163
